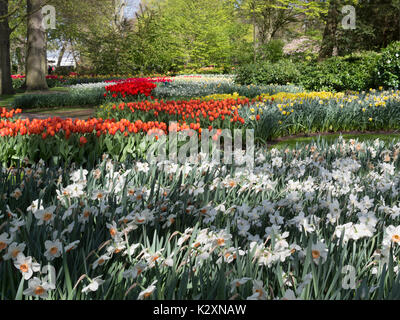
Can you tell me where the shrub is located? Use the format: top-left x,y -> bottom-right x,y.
257,39 -> 285,63
299,53 -> 380,91
235,59 -> 301,86
375,41 -> 400,89
236,51 -> 381,92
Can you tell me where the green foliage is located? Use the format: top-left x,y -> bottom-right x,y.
336,1 -> 400,54
300,53 -> 380,91
236,51 -> 381,92
13,88 -> 106,109
375,41 -> 400,89
235,59 -> 301,86
81,0 -> 251,75
11,78 -> 24,90
257,39 -> 285,63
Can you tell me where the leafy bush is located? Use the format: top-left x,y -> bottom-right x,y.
375,41 -> 400,89
235,59 -> 301,86
299,53 -> 380,91
235,51 -> 380,92
257,39 -> 285,62
11,78 -> 25,90
176,65 -> 231,75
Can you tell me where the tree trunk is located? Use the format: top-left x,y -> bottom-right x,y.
57,42 -> 67,68
0,0 -> 14,95
26,0 -> 48,91
253,6 -> 257,63
318,0 -> 340,60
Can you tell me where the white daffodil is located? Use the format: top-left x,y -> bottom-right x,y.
14,253 -> 41,280
23,277 -> 55,299
10,188 -> 23,200
92,254 -> 111,270
82,276 -> 105,294
34,206 -> 56,225
65,240 -> 80,253
44,240 -> 63,261
106,222 -> 120,238
91,190 -> 108,201
3,242 -> 26,260
230,277 -> 252,293
0,232 -> 12,252
310,241 -> 328,265
246,280 -> 267,300
27,199 -> 43,213
123,262 -> 147,279
383,225 -> 400,248
138,280 -> 157,300
70,169 -> 88,183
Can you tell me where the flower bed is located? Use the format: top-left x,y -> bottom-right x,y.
0,117 -> 168,166
1,138 -> 400,299
242,89 -> 400,141
104,79 -> 158,100
3,74 -> 400,301
1,108 -> 22,119
97,98 -> 247,127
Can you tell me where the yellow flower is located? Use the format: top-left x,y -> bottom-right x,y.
369,118 -> 373,122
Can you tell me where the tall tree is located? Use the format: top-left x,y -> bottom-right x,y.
239,0 -> 326,62
318,0 -> 340,60
45,0 -> 118,72
0,0 -> 15,95
25,0 -> 47,91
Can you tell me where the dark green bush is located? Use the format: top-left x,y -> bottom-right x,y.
235,59 -> 301,86
11,78 -> 25,90
235,51 -> 381,92
300,52 -> 380,91
375,41 -> 400,89
257,39 -> 285,63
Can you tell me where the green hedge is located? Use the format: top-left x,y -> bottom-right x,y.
299,52 -> 380,91
235,59 -> 301,86
235,50 -> 384,92
13,88 -> 106,109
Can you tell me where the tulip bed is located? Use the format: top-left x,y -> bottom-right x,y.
1,75 -> 400,300
0,115 -> 170,166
